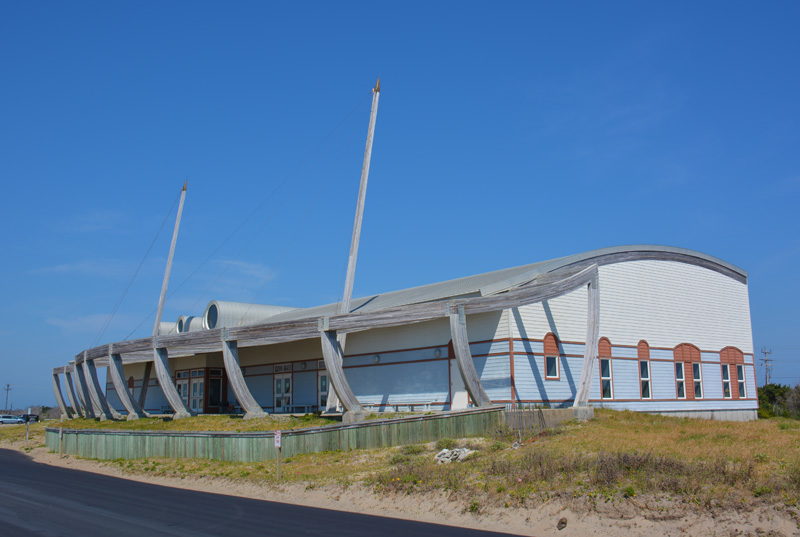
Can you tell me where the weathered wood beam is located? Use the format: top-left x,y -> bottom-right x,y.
221,330 -> 266,419
449,304 -> 492,407
74,362 -> 97,419
63,366 -> 83,418
152,346 -> 191,418
319,328 -> 364,422
51,371 -> 73,419
573,274 -> 600,407
138,361 -> 152,410
84,354 -> 121,420
107,350 -> 145,420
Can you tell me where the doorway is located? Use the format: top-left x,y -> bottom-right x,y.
318,371 -> 329,410
274,373 -> 292,413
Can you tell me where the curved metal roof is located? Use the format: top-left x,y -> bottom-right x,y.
265,245 -> 746,323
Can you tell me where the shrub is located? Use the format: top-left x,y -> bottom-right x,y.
401,444 -> 425,455
436,438 -> 457,450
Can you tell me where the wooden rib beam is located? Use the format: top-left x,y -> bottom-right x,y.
138,362 -> 152,410
573,274 -> 600,407
63,366 -> 83,418
107,350 -> 145,420
449,304 -> 492,407
319,328 -> 364,422
74,362 -> 97,419
152,346 -> 191,418
221,330 -> 267,419
51,371 -> 73,419
84,356 -> 121,420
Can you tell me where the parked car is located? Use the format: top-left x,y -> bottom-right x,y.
21,414 -> 39,423
0,415 -> 24,424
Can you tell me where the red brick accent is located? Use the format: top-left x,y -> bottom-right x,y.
598,337 -> 612,358
674,344 -> 700,400
637,340 -> 650,360
720,346 -> 744,399
543,333 -> 560,356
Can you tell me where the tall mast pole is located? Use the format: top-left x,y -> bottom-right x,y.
326,80 -> 380,412
338,79 -> 381,320
152,182 -> 188,337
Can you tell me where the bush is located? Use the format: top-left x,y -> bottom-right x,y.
400,444 -> 425,455
436,438 -> 457,450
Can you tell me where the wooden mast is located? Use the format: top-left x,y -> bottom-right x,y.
326,80 -> 381,412
152,182 -> 188,336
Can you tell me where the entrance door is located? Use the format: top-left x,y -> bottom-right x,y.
189,377 -> 204,413
176,379 -> 189,408
318,372 -> 329,410
274,373 -> 292,413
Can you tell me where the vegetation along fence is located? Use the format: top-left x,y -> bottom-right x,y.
46,406 -> 590,462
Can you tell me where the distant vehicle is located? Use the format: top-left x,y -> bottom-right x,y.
0,415 -> 24,424
22,414 -> 39,423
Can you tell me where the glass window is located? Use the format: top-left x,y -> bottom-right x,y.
675,363 -> 685,399
639,361 -> 651,399
545,356 -> 559,379
600,359 -> 612,399
693,363 -> 703,399
284,378 -> 291,394
737,365 -> 746,398
722,364 -> 731,398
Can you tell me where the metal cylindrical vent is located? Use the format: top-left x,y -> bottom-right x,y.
158,322 -> 178,336
203,300 -> 295,329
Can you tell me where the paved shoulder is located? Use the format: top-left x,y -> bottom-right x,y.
0,449 -> 520,537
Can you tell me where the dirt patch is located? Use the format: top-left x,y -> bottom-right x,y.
22,446 -> 800,537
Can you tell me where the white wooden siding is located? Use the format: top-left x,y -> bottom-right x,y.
348,361 -> 449,405
650,361 -> 677,400
701,363 -> 724,400
293,371 -> 317,406
472,355 -> 512,400
612,359 -> 640,400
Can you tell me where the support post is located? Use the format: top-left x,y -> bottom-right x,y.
152,346 -> 191,418
138,362 -> 152,410
327,80 -> 381,413
64,366 -> 84,418
221,330 -> 266,419
320,328 -> 364,423
449,304 -> 492,407
107,350 -> 145,420
152,183 -> 187,335
74,362 -> 97,419
85,355 -> 122,420
573,275 -> 600,407
51,372 -> 73,420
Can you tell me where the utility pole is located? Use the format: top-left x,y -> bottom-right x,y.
760,347 -> 773,385
3,384 -> 10,411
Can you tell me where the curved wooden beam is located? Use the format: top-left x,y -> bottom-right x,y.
107,349 -> 145,420
449,304 -> 492,407
87,356 -> 123,420
137,362 -> 152,409
319,328 -> 364,421
63,367 -> 84,418
74,362 -> 97,419
152,346 -> 191,418
221,330 -> 267,419
573,274 -> 600,407
51,372 -> 73,419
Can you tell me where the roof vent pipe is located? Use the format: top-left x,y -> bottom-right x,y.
203,300 -> 296,330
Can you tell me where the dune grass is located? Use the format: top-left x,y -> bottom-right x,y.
46,413 -> 337,432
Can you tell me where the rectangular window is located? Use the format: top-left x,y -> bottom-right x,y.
545,356 -> 559,379
693,362 -> 703,399
600,359 -> 613,399
737,365 -> 746,398
675,363 -> 685,399
721,365 -> 731,398
639,361 -> 651,399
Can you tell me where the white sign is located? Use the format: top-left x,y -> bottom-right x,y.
274,430 -> 282,449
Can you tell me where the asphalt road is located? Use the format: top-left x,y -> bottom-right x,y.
0,449 -> 519,537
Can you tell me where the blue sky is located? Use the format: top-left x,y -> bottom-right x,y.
1,2 -> 798,408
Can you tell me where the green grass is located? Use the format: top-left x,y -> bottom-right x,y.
48,413 -> 337,433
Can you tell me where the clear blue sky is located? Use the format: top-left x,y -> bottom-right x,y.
1,2 -> 798,408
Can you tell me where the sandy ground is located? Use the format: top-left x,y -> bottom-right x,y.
10,442 -> 800,537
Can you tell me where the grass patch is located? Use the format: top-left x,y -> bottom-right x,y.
48,414 -> 337,433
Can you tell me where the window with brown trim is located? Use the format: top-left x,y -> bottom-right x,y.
721,364 -> 731,398
545,355 -> 559,379
639,360 -> 651,399
737,364 -> 746,398
675,362 -> 686,399
600,359 -> 613,399
692,362 -> 703,399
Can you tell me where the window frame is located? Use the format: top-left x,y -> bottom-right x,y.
692,362 -> 703,399
600,358 -> 613,399
675,362 -> 686,399
721,364 -> 731,399
639,360 -> 651,400
737,364 -> 746,398
544,355 -> 560,380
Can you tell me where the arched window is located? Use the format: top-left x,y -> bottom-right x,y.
720,347 -> 745,399
598,337 -> 613,399
543,333 -> 560,380
638,340 -> 651,399
674,344 -> 701,400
